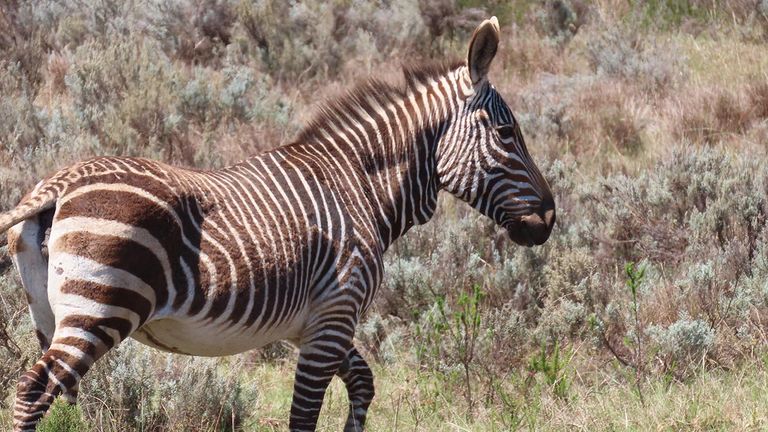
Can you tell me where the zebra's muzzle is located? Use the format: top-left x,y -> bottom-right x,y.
507,198 -> 556,247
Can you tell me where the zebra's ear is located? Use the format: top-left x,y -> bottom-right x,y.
467,16 -> 500,85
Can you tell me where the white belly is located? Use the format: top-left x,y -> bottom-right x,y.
131,317 -> 302,356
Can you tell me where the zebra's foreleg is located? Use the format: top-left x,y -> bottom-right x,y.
337,346 -> 375,432
289,322 -> 355,431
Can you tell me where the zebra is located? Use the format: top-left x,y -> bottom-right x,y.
0,17 -> 554,431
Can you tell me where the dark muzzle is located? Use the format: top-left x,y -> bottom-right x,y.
518,198 -> 556,246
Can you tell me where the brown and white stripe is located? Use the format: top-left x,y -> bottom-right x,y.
0,17 -> 554,432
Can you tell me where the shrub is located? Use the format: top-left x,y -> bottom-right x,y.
355,312 -> 407,365
379,256 -> 434,319
533,0 -> 589,45
477,302 -> 530,370
648,316 -> 716,375
676,86 -> 767,145
585,26 -> 687,93
80,341 -> 257,432
37,400 -> 86,432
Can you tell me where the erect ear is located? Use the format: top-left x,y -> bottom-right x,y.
467,16 -> 500,85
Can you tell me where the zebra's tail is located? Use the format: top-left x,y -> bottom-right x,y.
0,181 -> 59,235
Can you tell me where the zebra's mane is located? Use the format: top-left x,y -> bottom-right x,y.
292,59 -> 465,146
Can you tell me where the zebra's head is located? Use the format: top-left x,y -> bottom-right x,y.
437,17 -> 555,246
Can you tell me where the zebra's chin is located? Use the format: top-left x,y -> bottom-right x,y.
505,226 -> 535,247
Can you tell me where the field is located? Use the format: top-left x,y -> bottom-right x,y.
1,0 -> 768,430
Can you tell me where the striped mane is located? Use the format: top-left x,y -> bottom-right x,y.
292,59 -> 465,146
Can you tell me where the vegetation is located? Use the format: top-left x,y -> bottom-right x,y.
1,0 -> 768,430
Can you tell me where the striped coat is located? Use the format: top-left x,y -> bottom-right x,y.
0,17 -> 554,431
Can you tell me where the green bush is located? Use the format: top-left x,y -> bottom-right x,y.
37,400 -> 86,432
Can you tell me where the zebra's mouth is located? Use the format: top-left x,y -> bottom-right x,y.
509,230 -> 535,247
503,210 -> 554,247
503,220 -> 533,247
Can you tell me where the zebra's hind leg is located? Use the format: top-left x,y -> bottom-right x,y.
8,213 -> 56,353
13,318 -> 127,432
337,347 -> 375,432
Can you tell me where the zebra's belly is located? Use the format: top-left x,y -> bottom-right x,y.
131,316 -> 302,357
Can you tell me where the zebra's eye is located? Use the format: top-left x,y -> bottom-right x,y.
495,124 -> 515,137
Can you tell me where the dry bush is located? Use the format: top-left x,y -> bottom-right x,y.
46,52 -> 69,95
533,0 -> 591,45
517,74 -> 647,162
64,37 -> 192,161
143,0 -> 235,65
81,342 -> 257,432
495,27 -> 570,82
237,0 -> 431,82
585,26 -> 687,94
748,80 -> 768,120
0,1 -> 50,91
418,0 -> 486,50
675,85 -> 767,145
0,270 -> 37,410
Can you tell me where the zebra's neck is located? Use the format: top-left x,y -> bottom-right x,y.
289,65 -> 472,251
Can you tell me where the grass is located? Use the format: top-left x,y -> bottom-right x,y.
236,355 -> 768,431
681,35 -> 768,87
10,345 -> 768,431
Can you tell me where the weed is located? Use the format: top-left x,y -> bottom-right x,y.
626,261 -> 647,403
528,340 -> 571,399
415,285 -> 485,414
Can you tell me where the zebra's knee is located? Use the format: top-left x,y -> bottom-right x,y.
340,350 -> 375,409
61,383 -> 79,404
